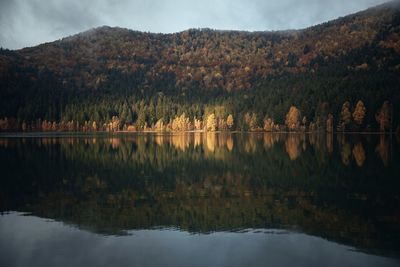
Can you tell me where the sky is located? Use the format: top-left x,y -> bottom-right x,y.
0,0 -> 391,50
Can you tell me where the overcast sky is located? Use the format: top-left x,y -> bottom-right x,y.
0,0 -> 391,50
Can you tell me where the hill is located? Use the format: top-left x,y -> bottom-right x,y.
0,1 -> 400,132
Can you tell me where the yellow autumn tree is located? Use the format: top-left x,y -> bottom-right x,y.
206,113 -> 217,131
172,113 -> 189,131
226,114 -> 234,130
92,121 -> 97,131
194,117 -> 202,131
263,118 -> 274,132
110,116 -> 120,132
352,100 -> 366,126
285,106 -> 301,131
155,119 -> 164,131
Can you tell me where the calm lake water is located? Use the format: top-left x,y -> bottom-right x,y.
0,132 -> 399,267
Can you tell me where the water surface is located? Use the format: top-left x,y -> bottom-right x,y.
0,133 -> 399,266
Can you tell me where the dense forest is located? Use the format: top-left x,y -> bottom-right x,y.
0,1 -> 400,132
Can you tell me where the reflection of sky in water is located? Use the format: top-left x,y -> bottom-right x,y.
0,212 -> 398,267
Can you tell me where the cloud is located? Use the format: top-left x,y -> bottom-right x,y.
0,0 -> 390,49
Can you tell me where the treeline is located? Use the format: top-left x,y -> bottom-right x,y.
0,96 -> 396,133
0,66 -> 399,133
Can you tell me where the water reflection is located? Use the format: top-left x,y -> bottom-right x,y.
1,212 -> 399,267
0,133 -> 399,259
1,133 -> 393,165
353,143 -> 366,167
326,133 -> 333,154
376,134 -> 390,166
285,134 -> 301,160
341,142 -> 352,166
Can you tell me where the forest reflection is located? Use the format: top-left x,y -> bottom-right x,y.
0,132 -> 393,167
0,133 -> 399,256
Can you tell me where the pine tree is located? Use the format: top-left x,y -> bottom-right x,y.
340,101 -> 352,131
136,109 -> 146,130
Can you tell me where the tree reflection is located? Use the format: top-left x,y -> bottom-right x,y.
194,132 -> 202,148
244,135 -> 257,154
326,133 -> 333,154
285,134 -> 301,160
206,132 -> 216,152
337,135 -> 351,166
352,142 -> 366,167
171,134 -> 190,151
0,133 -> 396,168
109,137 -> 121,149
376,134 -> 390,166
0,133 -> 399,254
226,135 -> 234,151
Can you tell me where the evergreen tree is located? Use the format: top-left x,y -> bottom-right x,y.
340,101 -> 352,131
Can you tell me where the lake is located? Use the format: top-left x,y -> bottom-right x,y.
0,132 -> 399,267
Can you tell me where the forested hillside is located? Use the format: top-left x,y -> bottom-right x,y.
0,1 -> 400,132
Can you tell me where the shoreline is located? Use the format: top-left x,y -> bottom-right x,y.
0,130 -> 397,138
